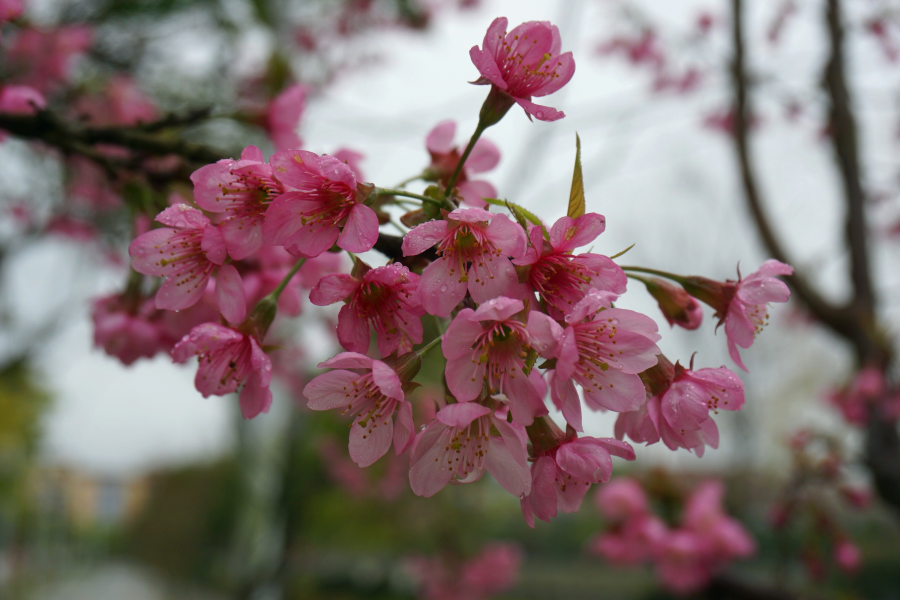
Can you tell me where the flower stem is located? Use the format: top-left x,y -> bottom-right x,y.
416,334 -> 444,358
395,173 -> 424,189
443,121 -> 487,205
620,265 -> 686,284
269,258 -> 307,301
375,187 -> 443,207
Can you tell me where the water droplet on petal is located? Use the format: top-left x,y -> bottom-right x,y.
440,284 -> 448,293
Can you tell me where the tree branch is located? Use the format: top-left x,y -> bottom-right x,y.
729,0 -> 852,340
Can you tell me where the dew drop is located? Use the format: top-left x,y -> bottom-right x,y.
440,284 -> 448,293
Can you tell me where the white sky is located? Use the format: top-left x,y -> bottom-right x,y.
2,0 -> 898,476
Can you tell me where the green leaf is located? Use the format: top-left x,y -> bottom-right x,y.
482,198 -> 547,238
567,133 -> 585,218
610,243 -> 635,260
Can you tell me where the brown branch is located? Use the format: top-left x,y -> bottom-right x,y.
729,0 -> 853,340
0,110 -> 227,167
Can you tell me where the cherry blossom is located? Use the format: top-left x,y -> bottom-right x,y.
402,207 -> 526,317
408,402 -> 531,498
513,213 -> 626,318
310,261 -> 424,357
424,119 -> 500,207
262,149 -> 379,257
266,83 -> 307,151
443,296 -> 555,425
304,352 -> 415,467
535,290 -> 661,432
192,146 -> 283,260
469,17 -> 575,122
521,431 -> 635,527
406,543 -> 523,600
128,204 -> 247,324
0,85 -> 46,115
172,322 -> 273,419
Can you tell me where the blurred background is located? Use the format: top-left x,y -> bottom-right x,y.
1,0 -> 900,598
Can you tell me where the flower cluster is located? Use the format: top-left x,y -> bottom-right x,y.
591,478 -> 756,595
109,17 -> 792,529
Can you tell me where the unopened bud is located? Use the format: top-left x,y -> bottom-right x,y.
681,276 -> 736,320
643,278 -> 703,330
249,294 -> 278,339
479,86 -> 515,128
391,351 -> 422,382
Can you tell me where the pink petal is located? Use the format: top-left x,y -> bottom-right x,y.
446,355 -> 487,402
526,457 -> 559,523
393,401 -> 415,455
349,412 -> 393,467
485,213 -> 527,258
469,46 -> 508,89
728,337 -> 749,372
724,302 -> 756,349
556,439 -> 612,483
505,367 -> 547,426
155,204 -> 210,229
128,228 -> 177,276
240,373 -> 273,419
526,311 -> 563,357
482,16 -> 509,58
468,256 -> 521,305
402,219 -> 448,256
155,273 -> 209,311
485,435 -> 532,498
550,372 -> 583,432
533,51 -> 575,97
418,257 -> 468,317
549,213 -> 606,253
241,145 -> 264,162
304,370 -> 359,410
426,120 -> 456,154
737,277 -> 791,304
436,402 -> 492,427
338,204 -> 379,253
594,438 -> 636,460
215,263 -> 247,324
284,222 -> 340,258
309,273 -> 360,305
466,138 -> 501,173
457,180 -> 494,208
471,296 -> 523,321
442,308 -> 481,359
371,359 -> 403,401
336,305 -> 370,354
219,218 -> 263,261
514,97 -> 565,122
200,225 -> 227,265
318,352 -> 374,370
448,207 -> 493,223
261,192 -> 308,245
409,423 -> 453,497
582,369 -> 646,413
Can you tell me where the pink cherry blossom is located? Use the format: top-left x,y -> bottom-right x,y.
92,294 -> 167,365
402,208 -> 526,317
513,213 -> 626,318
310,261 -> 425,357
534,290 -> 661,432
68,157 -> 121,210
615,359 -> 744,457
192,146 -> 284,260
682,481 -> 756,562
73,75 -> 158,126
406,543 -> 522,600
443,297 -> 554,425
0,85 -> 47,115
425,120 -> 500,207
723,260 -> 793,371
469,17 -> 575,121
128,204 -> 247,324
331,148 -> 366,180
827,367 -> 885,425
833,539 -> 862,575
521,434 -> 635,527
654,530 -> 712,594
594,477 -> 649,521
266,84 -> 307,151
303,352 -> 415,467
0,0 -> 22,21
172,322 -> 273,419
262,149 -> 379,257
590,513 -> 668,566
6,26 -> 93,92
408,402 -> 531,498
